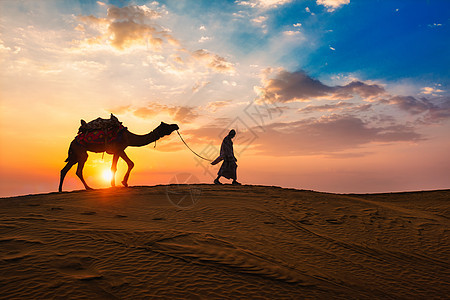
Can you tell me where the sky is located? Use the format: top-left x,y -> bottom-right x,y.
0,0 -> 449,197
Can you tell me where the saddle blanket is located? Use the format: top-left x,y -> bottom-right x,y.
78,114 -> 122,133
75,125 -> 126,146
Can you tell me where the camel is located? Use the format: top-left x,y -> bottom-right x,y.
59,121 -> 179,192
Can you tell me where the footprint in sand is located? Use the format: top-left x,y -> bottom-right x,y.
3,249 -> 32,261
80,211 -> 96,215
298,219 -> 313,225
53,258 -> 102,281
326,218 -> 344,224
152,217 -> 165,221
27,213 -> 44,217
50,207 -> 64,211
115,214 -> 127,218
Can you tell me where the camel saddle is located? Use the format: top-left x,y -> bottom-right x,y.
75,114 -> 126,146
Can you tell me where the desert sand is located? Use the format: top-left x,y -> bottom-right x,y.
1,185 -> 449,299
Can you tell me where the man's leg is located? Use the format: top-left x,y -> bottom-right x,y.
232,164 -> 240,185
214,175 -> 222,184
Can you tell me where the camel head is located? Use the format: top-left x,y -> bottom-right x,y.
155,121 -> 179,138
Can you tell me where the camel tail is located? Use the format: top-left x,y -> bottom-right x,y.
65,141 -> 76,162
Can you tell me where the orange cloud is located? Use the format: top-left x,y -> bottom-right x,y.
76,5 -> 176,51
75,5 -> 235,74
108,21 -> 157,49
206,100 -> 233,112
191,49 -> 235,73
107,5 -> 161,22
115,102 -> 199,124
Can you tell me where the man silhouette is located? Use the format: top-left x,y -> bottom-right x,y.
211,129 -> 241,185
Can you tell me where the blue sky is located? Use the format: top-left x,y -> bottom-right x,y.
147,0 -> 450,85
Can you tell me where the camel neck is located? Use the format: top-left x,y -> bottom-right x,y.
126,130 -> 160,147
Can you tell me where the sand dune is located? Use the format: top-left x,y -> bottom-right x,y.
1,185 -> 449,299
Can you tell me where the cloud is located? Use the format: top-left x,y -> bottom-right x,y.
316,0 -> 350,12
236,0 -> 293,9
256,70 -> 450,126
425,97 -> 450,123
206,100 -> 233,112
305,7 -> 315,15
114,102 -> 199,123
334,80 -> 385,99
191,49 -> 235,73
421,86 -> 444,95
222,80 -> 237,86
388,96 -> 434,115
199,36 -> 212,43
0,39 -> 12,53
76,5 -> 173,51
186,114 -> 422,156
255,69 -> 385,103
192,81 -> 210,93
256,70 -> 333,102
298,101 -> 353,113
385,95 -> 450,123
107,5 -> 161,22
348,103 -> 373,113
254,115 -> 421,155
75,4 -> 235,75
109,21 -> 159,50
172,106 -> 199,123
252,15 -> 268,24
284,30 -> 301,36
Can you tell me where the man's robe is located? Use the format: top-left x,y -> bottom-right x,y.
214,135 -> 237,180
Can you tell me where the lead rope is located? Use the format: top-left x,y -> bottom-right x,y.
177,130 -> 213,162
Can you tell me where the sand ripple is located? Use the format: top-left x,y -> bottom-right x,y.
0,186 -> 449,299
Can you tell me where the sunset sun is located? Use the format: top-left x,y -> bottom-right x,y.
102,169 -> 113,183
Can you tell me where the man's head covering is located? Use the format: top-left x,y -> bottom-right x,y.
229,129 -> 236,138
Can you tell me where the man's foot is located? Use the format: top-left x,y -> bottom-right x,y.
232,180 -> 241,185
214,179 -> 222,185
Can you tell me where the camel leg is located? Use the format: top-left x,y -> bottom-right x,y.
111,154 -> 119,187
76,152 -> 93,190
119,151 -> 134,187
59,160 -> 77,192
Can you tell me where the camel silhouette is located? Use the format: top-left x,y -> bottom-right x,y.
59,121 -> 179,192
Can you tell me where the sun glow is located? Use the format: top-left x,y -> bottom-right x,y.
102,169 -> 113,182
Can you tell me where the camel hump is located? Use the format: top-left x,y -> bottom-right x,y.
78,114 -> 123,133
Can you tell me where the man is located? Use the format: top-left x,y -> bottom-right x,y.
211,129 -> 241,185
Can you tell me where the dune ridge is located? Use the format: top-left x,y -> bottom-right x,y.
1,185 -> 449,299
